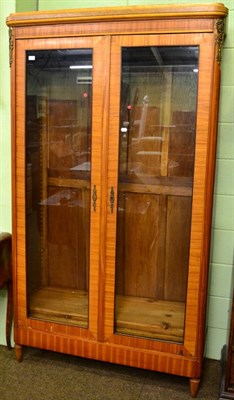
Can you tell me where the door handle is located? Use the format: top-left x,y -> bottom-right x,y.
110,187 -> 115,213
92,185 -> 97,211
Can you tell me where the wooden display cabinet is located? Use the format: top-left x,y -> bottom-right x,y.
6,4 -> 228,397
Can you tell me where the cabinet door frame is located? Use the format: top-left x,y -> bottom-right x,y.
13,35 -> 109,340
104,32 -> 216,357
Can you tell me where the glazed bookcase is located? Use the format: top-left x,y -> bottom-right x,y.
6,3 -> 228,397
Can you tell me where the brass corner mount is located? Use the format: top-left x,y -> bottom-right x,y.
216,19 -> 225,64
9,27 -> 13,68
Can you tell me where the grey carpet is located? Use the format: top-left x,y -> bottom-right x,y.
0,345 -> 221,399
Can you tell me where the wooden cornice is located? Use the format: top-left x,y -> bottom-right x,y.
6,3 -> 228,27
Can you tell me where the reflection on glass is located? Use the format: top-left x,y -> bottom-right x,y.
115,46 -> 198,342
26,49 -> 92,327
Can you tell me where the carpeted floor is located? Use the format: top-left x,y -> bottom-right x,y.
0,345 -> 221,400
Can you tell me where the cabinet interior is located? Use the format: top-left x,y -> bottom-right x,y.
26,45 -> 198,343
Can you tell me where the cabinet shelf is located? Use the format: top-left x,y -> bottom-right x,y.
29,287 -> 88,327
115,295 -> 185,342
45,176 -> 192,197
48,176 -> 90,190
29,287 -> 185,342
118,182 -> 192,197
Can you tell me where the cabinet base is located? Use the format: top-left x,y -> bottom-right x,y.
190,378 -> 200,398
15,344 -> 23,362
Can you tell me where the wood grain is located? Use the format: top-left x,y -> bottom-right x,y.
118,193 -> 161,298
164,196 -> 192,302
115,295 -> 185,342
29,286 -> 88,327
9,5 -> 227,391
6,4 -> 228,27
119,182 -> 192,196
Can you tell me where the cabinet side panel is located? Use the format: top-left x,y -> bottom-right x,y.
184,35 -> 216,357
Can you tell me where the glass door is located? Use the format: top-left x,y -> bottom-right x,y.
106,36 -> 201,345
115,45 -> 198,343
22,37 -> 107,331
26,48 -> 92,327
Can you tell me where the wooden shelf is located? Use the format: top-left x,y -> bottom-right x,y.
48,177 -> 90,190
29,287 -> 88,327
118,182 -> 192,197
29,287 -> 185,342
46,176 -> 192,196
115,295 -> 185,342
119,175 -> 193,196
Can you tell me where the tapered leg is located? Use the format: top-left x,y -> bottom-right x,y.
6,280 -> 13,349
190,378 -> 200,398
15,344 -> 23,362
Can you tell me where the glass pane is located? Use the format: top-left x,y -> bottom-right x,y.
26,49 -> 92,327
115,46 -> 198,342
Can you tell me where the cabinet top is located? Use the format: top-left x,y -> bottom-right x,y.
6,3 -> 228,27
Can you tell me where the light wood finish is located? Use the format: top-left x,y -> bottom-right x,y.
7,4 -> 228,398
29,287 -> 88,326
15,344 -> 23,363
48,177 -> 90,190
119,182 -> 192,196
115,295 -> 185,342
29,287 -> 185,342
13,35 -> 108,340
6,4 -> 228,27
190,378 -> 200,398
105,31 -> 216,358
